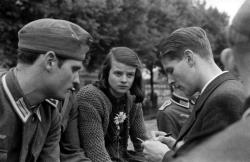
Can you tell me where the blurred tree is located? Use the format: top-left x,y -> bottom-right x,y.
0,0 -> 229,69
1,0 -> 229,108
0,0 -> 44,67
191,0 -> 229,65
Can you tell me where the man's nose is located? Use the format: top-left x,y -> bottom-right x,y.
73,72 -> 80,85
167,73 -> 174,85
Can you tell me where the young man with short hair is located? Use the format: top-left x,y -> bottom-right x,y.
171,1 -> 250,161
0,18 -> 92,162
142,26 -> 246,162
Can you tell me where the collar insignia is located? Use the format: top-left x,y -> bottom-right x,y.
158,99 -> 172,110
171,93 -> 190,109
2,74 -> 42,123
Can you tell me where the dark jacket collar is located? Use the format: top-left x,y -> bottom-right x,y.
242,97 -> 250,119
177,72 -> 236,142
194,72 -> 235,114
243,97 -> 250,111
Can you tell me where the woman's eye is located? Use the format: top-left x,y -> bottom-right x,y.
114,72 -> 122,76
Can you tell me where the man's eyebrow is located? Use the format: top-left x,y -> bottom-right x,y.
72,66 -> 82,71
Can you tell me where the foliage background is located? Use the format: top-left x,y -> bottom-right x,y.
0,0 -> 229,68
0,0 -> 229,110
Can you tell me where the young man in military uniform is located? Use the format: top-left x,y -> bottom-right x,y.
157,83 -> 193,139
0,18 -> 92,162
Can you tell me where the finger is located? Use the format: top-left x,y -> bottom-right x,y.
144,154 -> 153,162
151,131 -> 166,139
150,131 -> 156,139
157,136 -> 169,142
141,140 -> 148,148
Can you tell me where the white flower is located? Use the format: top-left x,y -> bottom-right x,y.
114,112 -> 127,125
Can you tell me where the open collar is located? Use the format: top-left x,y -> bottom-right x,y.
177,72 -> 236,143
201,71 -> 228,94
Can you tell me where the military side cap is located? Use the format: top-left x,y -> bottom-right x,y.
18,18 -> 92,61
231,0 -> 250,39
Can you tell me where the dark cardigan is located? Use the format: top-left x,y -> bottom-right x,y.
77,84 -> 147,162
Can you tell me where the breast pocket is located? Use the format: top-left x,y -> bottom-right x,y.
0,134 -> 8,162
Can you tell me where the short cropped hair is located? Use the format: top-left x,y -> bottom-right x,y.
98,47 -> 145,103
17,48 -> 66,68
159,27 -> 213,60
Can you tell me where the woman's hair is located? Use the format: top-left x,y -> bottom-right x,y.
98,47 -> 145,103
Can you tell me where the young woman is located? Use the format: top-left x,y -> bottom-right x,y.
77,47 -> 148,162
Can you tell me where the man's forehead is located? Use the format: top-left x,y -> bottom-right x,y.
161,57 -> 178,67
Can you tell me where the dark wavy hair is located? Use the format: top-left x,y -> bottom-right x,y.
98,47 -> 145,103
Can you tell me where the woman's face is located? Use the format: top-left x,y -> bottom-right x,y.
108,58 -> 136,97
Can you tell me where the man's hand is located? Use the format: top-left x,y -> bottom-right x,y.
151,131 -> 176,149
142,140 -> 170,162
150,130 -> 167,140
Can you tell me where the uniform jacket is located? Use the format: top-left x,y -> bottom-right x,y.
157,93 -> 193,139
163,72 -> 246,161
77,84 -> 147,162
58,91 -> 91,162
0,69 -> 61,162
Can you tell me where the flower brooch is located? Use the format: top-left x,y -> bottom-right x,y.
114,112 -> 127,130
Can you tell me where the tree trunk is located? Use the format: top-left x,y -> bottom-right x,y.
149,64 -> 157,109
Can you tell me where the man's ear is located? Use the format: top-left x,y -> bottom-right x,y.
228,48 -> 235,66
183,49 -> 195,67
44,51 -> 57,71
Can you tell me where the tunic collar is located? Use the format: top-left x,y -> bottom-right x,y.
2,69 -> 42,123
171,92 -> 190,109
